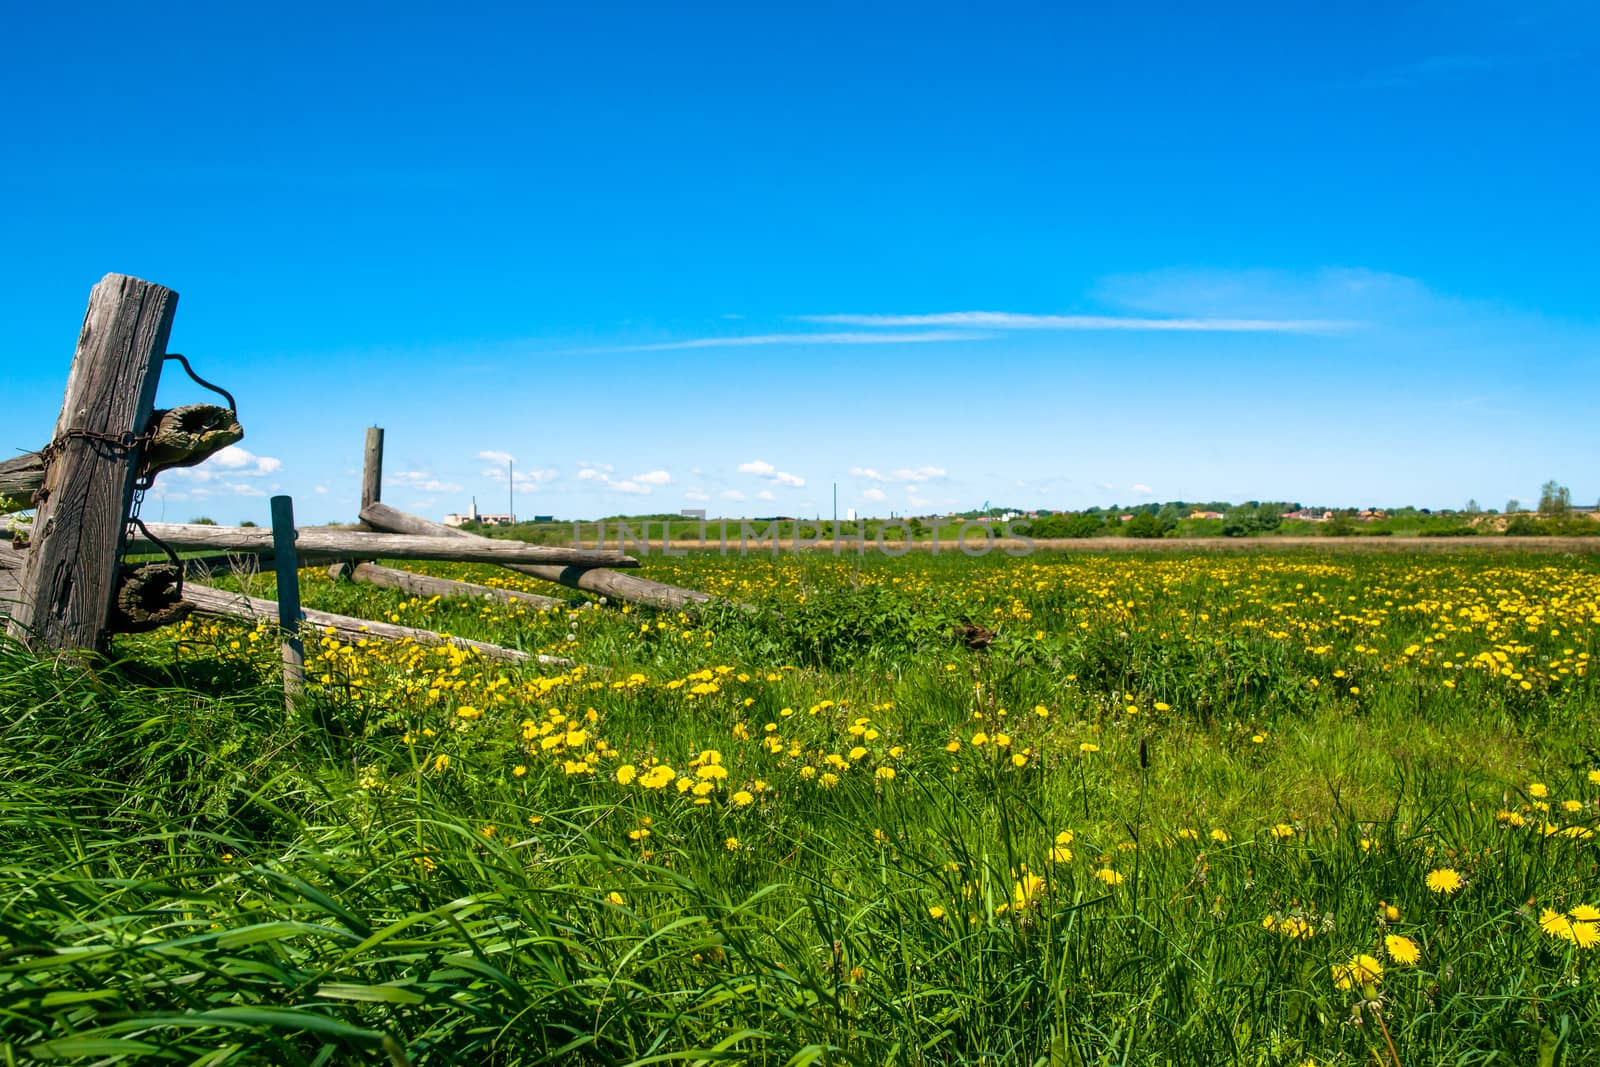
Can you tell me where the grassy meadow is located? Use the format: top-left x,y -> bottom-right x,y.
3,548 -> 1598,1064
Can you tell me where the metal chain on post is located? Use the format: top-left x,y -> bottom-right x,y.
70,352 -> 240,635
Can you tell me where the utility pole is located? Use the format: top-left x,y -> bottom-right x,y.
508,458 -> 515,524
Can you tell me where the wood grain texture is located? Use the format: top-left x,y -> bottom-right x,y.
8,274 -> 177,650
361,427 -> 384,513
360,502 -> 717,611
337,560 -> 566,610
182,582 -> 574,667
0,452 -> 46,514
128,523 -> 640,567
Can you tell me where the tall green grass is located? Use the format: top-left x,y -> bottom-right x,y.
3,550 -> 1598,1063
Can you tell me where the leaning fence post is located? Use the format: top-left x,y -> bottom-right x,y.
270,495 -> 305,702
8,274 -> 177,652
361,426 -> 384,513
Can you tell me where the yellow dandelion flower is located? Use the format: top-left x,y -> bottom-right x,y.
1425,868 -> 1464,895
1331,953 -> 1383,991
724,836 -> 740,851
606,891 -> 625,906
1385,934 -> 1420,966
1568,904 -> 1600,923
615,764 -> 637,786
929,905 -> 946,920
1528,782 -> 1549,798
730,790 -> 755,807
1011,872 -> 1046,910
1079,742 -> 1100,754
1094,868 -> 1123,886
1541,908 -> 1574,941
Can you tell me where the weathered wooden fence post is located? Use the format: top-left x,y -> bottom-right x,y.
7,274 -> 178,652
270,495 -> 305,702
361,426 -> 384,513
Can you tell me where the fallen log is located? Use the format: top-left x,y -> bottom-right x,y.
0,453 -> 44,514
182,582 -> 574,668
330,561 -> 567,611
1,404 -> 242,515
359,502 -> 717,611
0,543 -> 18,603
129,524 -> 640,568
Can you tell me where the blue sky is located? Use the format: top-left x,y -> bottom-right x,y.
4,2 -> 1596,524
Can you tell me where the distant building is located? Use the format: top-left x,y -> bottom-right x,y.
443,499 -> 514,527
1189,511 -> 1225,520
681,508 -> 707,519
1281,509 -> 1333,522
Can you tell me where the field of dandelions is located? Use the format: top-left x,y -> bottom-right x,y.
3,549 -> 1597,1065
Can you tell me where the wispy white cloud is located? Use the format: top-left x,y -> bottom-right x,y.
739,459 -> 805,488
1131,483 -> 1154,495
483,466 -> 558,487
614,330 -> 985,352
802,311 -> 1352,333
862,487 -> 887,502
721,489 -> 746,502
390,470 -> 463,494
478,449 -> 516,465
1346,52 -> 1507,90
169,446 -> 282,481
574,465 -> 671,495
851,465 -> 946,483
756,489 -> 776,501
684,489 -> 710,502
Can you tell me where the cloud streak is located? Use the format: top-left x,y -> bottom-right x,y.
739,460 -> 805,487
801,311 -> 1354,333
614,330 -> 986,352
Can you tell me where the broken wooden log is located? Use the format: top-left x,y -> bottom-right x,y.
0,403 -> 241,516
331,560 -> 566,611
137,403 -> 244,477
110,563 -> 192,632
0,542 -> 19,605
182,582 -> 574,668
359,502 -> 717,611
0,453 -> 44,515
128,523 -> 640,568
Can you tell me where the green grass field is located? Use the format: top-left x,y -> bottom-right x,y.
3,549 -> 1597,1064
